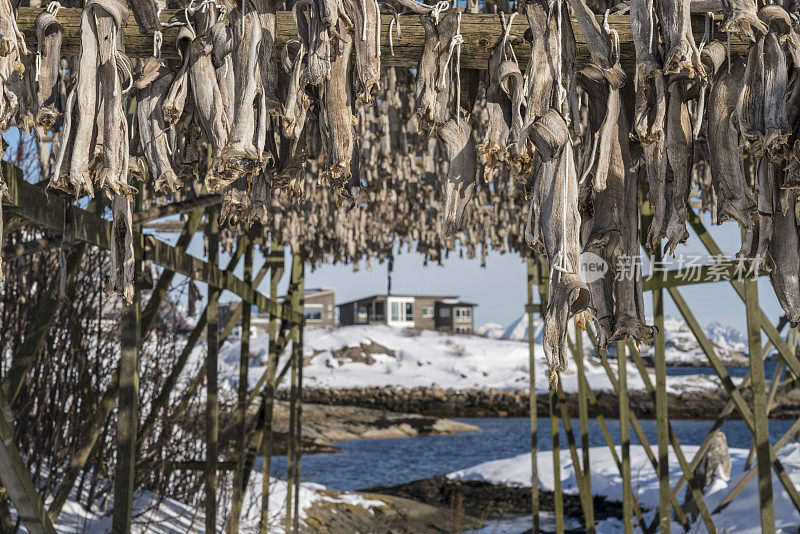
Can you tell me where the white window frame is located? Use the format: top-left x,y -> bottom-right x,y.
421,306 -> 434,318
387,297 -> 415,327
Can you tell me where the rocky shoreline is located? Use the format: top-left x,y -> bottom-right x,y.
278,385 -> 800,419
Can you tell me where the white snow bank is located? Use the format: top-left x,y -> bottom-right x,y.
215,325 -> 732,395
451,443 -> 800,533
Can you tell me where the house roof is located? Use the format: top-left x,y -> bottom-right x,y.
336,294 -> 469,306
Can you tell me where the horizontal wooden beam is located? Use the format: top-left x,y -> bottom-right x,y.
133,195 -> 222,225
2,164 -> 303,324
15,8 -> 750,69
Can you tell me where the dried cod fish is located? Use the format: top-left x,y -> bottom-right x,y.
706,57 -> 754,228
528,110 -> 590,388
135,57 -> 178,193
439,117 -> 476,235
34,9 -> 62,136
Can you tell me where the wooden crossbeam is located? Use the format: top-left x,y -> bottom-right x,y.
14,8 -> 750,69
3,164 -> 303,324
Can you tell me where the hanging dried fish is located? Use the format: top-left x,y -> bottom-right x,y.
0,0 -> 25,132
107,193 -> 135,303
343,0 -> 381,104
658,0 -> 704,78
135,57 -> 178,193
221,3 -> 263,176
162,26 -> 194,126
528,110 -> 590,388
33,8 -> 62,136
706,57 -> 754,229
318,22 -> 355,195
720,0 -> 766,42
439,117 -> 476,235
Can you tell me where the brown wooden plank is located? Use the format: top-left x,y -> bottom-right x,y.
14,8 -> 749,69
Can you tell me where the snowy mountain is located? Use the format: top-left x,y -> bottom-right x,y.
476,322 -> 506,339
496,313 -> 747,365
500,314 -> 544,343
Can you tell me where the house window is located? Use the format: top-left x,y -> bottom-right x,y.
391,302 -> 400,321
421,306 -> 434,318
439,307 -> 451,318
305,304 -> 323,321
455,308 -> 471,321
358,305 -> 368,321
405,302 -> 414,318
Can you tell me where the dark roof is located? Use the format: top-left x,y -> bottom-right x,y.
337,294 -> 462,306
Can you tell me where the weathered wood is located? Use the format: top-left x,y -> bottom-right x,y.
292,262 -> 305,533
744,275 -> 775,532
626,343 -> 716,533
205,208 -> 220,534
14,8 -> 749,69
228,227 -> 253,534
259,242 -> 286,534
133,195 -> 221,225
284,253 -> 303,534
525,257 -> 541,534
139,210 -> 205,341
1,236 -> 61,259
686,210 -> 800,381
0,393 -> 56,534
572,330 -> 594,532
3,164 -> 303,324
669,286 -> 800,513
652,244 -> 671,534
111,249 -> 141,534
618,342 -> 633,534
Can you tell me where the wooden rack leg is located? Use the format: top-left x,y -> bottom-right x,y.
652,244 -> 671,534
205,208 -> 220,534
227,226 -> 253,534
112,190 -> 142,534
618,342 -> 633,534
258,242 -> 285,534
573,329 -> 595,533
744,276 -> 775,532
526,257 -> 540,533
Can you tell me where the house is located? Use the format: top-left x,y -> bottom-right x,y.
298,288 -> 337,330
338,294 -> 476,333
220,288 -> 337,337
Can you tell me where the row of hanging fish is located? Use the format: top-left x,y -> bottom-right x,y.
0,0 -> 799,386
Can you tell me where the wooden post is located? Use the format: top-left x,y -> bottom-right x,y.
259,241 -> 285,534
618,342 -> 633,533
525,257 -> 540,533
653,244 -> 670,533
744,274 -> 775,532
292,260 -> 305,533
227,226 -> 253,533
573,327 -> 594,532
285,253 -> 303,533
205,208 -> 220,534
549,385 -> 564,534
112,189 -> 142,534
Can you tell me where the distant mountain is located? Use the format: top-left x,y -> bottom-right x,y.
496,313 -> 747,365
501,314 -> 544,344
477,322 -> 506,339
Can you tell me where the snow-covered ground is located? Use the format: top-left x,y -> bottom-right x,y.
24,472 -> 383,534
214,324 -> 735,395
452,444 -> 800,533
